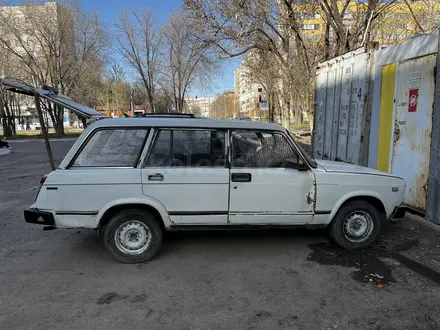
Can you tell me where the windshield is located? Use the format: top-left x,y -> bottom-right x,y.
287,131 -> 317,168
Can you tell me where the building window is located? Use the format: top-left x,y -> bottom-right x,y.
302,34 -> 318,40
258,88 -> 263,93
300,24 -> 319,30
297,13 -> 320,20
387,23 -> 412,30
390,13 -> 411,19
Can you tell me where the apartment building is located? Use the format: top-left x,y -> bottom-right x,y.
296,0 -> 440,45
234,61 -> 265,115
185,97 -> 214,117
0,1 -> 75,129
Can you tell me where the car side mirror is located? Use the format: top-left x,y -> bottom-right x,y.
297,158 -> 308,171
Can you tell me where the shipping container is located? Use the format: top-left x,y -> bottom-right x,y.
313,30 -> 440,224
369,32 -> 439,217
313,47 -> 374,166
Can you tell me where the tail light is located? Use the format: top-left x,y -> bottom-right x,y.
40,175 -> 48,185
35,174 -> 48,202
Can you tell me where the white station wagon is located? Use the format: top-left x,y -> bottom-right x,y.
25,114 -> 407,263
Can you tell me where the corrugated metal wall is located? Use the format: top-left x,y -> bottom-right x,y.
313,48 -> 371,165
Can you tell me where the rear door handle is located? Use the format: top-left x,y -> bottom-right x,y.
148,173 -> 164,181
231,173 -> 252,182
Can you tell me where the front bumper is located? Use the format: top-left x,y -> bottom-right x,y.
391,204 -> 425,219
24,208 -> 55,226
392,206 -> 407,219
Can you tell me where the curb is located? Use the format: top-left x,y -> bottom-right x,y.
392,239 -> 440,284
406,213 -> 440,233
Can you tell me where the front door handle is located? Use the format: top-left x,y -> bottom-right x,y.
231,173 -> 252,182
148,173 -> 164,181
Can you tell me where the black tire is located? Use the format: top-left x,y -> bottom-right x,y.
103,209 -> 163,263
329,200 -> 383,250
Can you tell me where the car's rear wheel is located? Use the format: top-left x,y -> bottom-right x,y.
103,209 -> 162,263
329,200 -> 383,250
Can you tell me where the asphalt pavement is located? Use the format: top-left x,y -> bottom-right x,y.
0,140 -> 439,330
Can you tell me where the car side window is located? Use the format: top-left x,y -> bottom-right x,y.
72,129 -> 149,167
231,130 -> 298,168
146,129 -> 226,167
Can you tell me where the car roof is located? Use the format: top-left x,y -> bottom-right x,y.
91,117 -> 286,132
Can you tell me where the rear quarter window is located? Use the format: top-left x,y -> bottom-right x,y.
72,128 -> 149,167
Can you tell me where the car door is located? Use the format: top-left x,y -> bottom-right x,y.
142,128 -> 230,225
229,130 -> 315,224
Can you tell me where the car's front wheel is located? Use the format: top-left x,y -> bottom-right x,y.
329,200 -> 383,250
103,209 -> 163,263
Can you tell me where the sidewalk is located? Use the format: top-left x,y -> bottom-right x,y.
381,214 -> 440,284
0,148 -> 12,157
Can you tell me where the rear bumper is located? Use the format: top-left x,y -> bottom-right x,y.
24,208 -> 55,226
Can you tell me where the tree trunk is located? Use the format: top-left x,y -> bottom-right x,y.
54,122 -> 64,135
55,105 -> 65,135
4,104 -> 16,137
81,117 -> 88,129
269,92 -> 275,123
147,90 -> 155,113
324,22 -> 330,60
281,98 -> 291,130
1,114 -> 12,137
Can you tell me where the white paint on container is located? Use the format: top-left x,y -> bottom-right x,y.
390,54 -> 436,212
369,31 -> 439,168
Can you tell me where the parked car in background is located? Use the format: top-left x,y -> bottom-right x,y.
25,114 -> 406,263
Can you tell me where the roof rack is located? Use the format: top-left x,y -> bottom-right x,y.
142,112 -> 195,118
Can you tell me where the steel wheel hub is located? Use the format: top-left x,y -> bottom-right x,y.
115,221 -> 151,255
343,211 -> 374,243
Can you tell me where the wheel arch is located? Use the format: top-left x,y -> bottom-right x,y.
328,192 -> 388,223
97,198 -> 171,230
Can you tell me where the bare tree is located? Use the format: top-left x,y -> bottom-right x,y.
0,87 -> 21,137
186,103 -> 202,116
184,0 -> 404,127
163,10 -> 219,113
95,62 -> 131,115
210,92 -> 237,119
183,0 -> 317,127
116,9 -> 162,113
242,50 -> 283,123
317,0 -> 398,57
0,0 -> 107,134
69,54 -> 105,109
